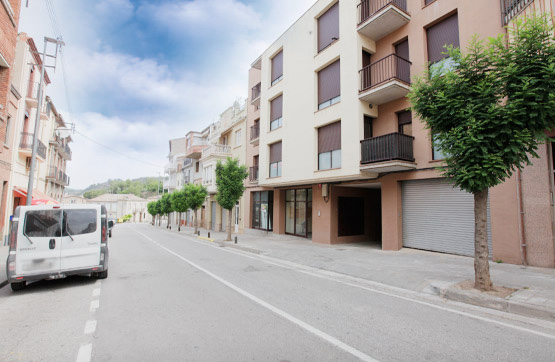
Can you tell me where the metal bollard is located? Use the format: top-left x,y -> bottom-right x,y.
208,232 -> 211,239
197,231 -> 200,236
234,236 -> 237,244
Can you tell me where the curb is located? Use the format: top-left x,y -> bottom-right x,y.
430,282 -> 555,322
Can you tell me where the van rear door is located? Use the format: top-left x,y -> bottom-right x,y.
60,206 -> 101,270
16,207 -> 62,276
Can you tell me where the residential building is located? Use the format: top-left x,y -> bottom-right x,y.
62,195 -> 87,204
164,137 -> 187,193
0,0 -> 21,239
184,126 -> 210,226
88,193 -> 150,222
243,0 -> 555,267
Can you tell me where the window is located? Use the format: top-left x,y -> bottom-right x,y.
285,188 -> 312,237
4,116 -> 10,145
252,191 -> 273,231
432,133 -> 447,160
364,116 -> 373,139
318,2 -> 339,52
318,60 -> 340,110
318,121 -> 341,170
235,129 -> 242,146
270,95 -> 283,131
427,13 -> 460,76
425,0 -> 437,5
63,209 -> 97,236
395,38 -> 409,61
271,50 -> 283,86
195,161 -> 199,173
397,110 -> 412,136
24,210 -> 61,237
204,166 -> 213,183
269,142 -> 282,178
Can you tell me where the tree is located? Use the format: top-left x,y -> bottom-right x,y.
170,190 -> 189,232
409,16 -> 555,291
215,158 -> 248,241
147,201 -> 157,225
160,193 -> 173,229
154,200 -> 162,226
183,183 -> 208,234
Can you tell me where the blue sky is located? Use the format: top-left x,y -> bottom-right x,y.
19,0 -> 315,189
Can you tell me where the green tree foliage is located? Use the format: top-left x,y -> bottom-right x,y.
147,201 -> 158,225
409,16 -> 555,291
81,178 -> 161,199
183,183 -> 208,234
170,190 -> 189,231
215,158 -> 248,241
83,189 -> 107,199
154,200 -> 162,226
159,193 -> 173,228
122,214 -> 132,222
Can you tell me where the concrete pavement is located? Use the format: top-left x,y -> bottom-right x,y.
165,223 -> 555,322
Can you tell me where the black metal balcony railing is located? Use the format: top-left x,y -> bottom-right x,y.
250,123 -> 260,141
359,54 -> 411,92
500,0 -> 533,25
358,0 -> 407,26
252,82 -> 261,101
249,166 -> 259,182
361,132 -> 414,164
19,132 -> 47,159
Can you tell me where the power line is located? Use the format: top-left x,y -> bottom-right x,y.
74,130 -> 164,169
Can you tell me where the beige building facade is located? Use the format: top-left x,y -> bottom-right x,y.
241,0 -> 555,267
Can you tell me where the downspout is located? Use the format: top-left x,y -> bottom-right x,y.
516,169 -> 528,266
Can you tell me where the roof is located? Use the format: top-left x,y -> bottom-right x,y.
89,193 -> 147,202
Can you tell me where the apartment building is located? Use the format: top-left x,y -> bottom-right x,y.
44,96 -> 71,202
164,137 -> 188,193
89,193 -> 150,223
243,0 -> 555,267
0,0 -> 21,238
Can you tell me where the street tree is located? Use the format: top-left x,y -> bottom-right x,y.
215,157 -> 248,241
147,201 -> 157,225
154,200 -> 162,226
183,183 -> 207,234
409,16 -> 555,291
160,193 -> 173,229
170,190 -> 189,232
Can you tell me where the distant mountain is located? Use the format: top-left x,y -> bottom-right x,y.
67,177 -> 163,199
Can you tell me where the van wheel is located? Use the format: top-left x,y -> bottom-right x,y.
11,281 -> 26,291
93,270 -> 108,279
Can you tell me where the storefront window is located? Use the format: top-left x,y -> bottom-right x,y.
252,191 -> 273,231
285,188 -> 312,238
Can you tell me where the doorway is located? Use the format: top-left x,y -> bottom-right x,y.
285,188 -> 312,238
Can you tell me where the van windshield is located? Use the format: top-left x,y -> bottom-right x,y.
63,209 -> 98,236
24,210 -> 61,237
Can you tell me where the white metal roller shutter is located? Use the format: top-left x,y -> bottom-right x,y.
402,179 -> 492,257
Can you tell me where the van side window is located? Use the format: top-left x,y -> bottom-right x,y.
24,210 -> 61,237
63,209 -> 97,236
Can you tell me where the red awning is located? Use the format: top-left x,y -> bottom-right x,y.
13,187 -> 60,205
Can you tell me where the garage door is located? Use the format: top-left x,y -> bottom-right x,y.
402,179 -> 492,257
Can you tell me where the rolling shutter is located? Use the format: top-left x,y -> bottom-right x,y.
270,95 -> 283,122
318,121 -> 341,153
395,39 -> 410,60
402,179 -> 492,257
318,60 -> 340,104
269,142 -> 282,163
318,2 -> 339,52
271,51 -> 283,83
427,13 -> 460,64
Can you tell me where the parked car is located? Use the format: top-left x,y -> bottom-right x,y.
5,204 -> 110,291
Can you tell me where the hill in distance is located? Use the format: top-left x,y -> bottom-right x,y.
66,177 -> 163,199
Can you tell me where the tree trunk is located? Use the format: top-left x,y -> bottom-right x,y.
178,212 -> 181,232
474,189 -> 493,291
194,209 -> 198,234
226,208 -> 232,241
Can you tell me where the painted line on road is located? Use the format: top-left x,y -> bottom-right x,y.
92,288 -> 101,297
76,344 -> 92,362
84,320 -> 97,335
134,229 -> 379,362
90,300 -> 99,313
142,226 -> 555,341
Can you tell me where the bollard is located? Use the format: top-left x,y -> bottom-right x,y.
234,236 -> 237,244
208,232 -> 211,239
197,231 -> 200,236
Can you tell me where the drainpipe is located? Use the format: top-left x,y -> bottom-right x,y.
516,169 -> 528,266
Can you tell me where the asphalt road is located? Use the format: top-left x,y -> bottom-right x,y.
1,223 -> 555,362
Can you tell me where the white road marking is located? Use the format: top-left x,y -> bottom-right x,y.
134,229 -> 378,362
90,300 -> 99,312
95,280 -> 101,287
76,343 -> 92,362
92,288 -> 101,297
84,320 -> 97,335
140,226 -> 555,341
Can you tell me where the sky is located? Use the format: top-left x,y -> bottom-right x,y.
19,0 -> 315,189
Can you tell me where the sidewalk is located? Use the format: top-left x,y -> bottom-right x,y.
168,224 -> 555,322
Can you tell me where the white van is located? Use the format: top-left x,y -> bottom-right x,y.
5,204 -> 110,291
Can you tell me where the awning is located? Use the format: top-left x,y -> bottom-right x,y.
13,187 -> 60,205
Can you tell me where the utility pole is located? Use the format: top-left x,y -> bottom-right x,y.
26,36 -> 64,205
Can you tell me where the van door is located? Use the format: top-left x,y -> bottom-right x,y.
16,208 -> 62,276
60,207 -> 101,270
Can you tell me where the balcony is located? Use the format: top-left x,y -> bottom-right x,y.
19,132 -> 47,160
360,132 -> 416,173
357,0 -> 410,41
200,144 -> 231,160
49,134 -> 62,146
185,139 -> 208,159
59,142 -> 72,160
359,54 -> 411,105
25,80 -> 40,108
250,123 -> 260,145
249,166 -> 259,182
183,158 -> 193,167
501,0 -> 533,25
251,82 -> 261,107
46,166 -> 58,180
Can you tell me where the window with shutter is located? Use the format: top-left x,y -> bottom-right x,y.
318,121 -> 341,170
269,142 -> 282,177
318,60 -> 341,110
271,51 -> 283,86
270,95 -> 283,131
427,13 -> 459,75
318,2 -> 339,53
397,110 -> 412,136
